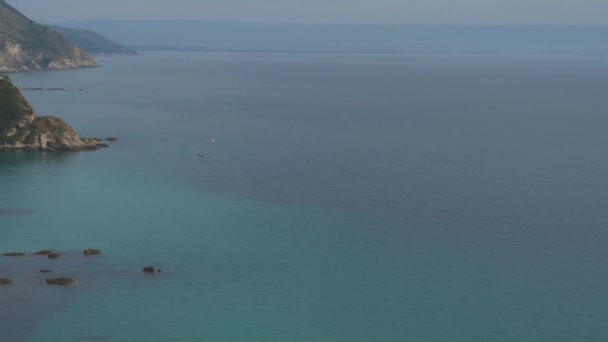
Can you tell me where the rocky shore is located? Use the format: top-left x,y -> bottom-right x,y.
0,116 -> 109,151
0,76 -> 108,151
0,42 -> 97,74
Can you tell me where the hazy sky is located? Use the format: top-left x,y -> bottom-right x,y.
9,0 -> 608,25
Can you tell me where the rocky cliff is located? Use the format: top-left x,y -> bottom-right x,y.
0,76 -> 106,151
0,0 -> 96,72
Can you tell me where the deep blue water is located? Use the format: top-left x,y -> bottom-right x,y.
1,52 -> 608,341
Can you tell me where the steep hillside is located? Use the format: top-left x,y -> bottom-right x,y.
50,25 -> 138,55
0,0 -> 96,72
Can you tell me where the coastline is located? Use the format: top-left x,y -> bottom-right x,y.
0,138 -> 108,151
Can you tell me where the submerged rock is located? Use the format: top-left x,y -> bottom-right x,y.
2,252 -> 25,256
40,270 -> 53,273
34,250 -> 54,255
47,253 -> 62,259
83,249 -> 102,256
46,278 -> 75,285
0,278 -> 13,285
105,137 -> 118,141
0,208 -> 35,215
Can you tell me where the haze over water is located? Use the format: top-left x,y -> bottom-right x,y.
1,52 -> 608,341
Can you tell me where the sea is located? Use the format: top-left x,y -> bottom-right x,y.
1,52 -> 608,341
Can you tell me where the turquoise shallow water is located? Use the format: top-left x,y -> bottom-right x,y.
2,52 -> 608,341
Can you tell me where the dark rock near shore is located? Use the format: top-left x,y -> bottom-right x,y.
47,253 -> 62,259
46,278 -> 75,285
40,269 -> 53,273
105,137 -> 118,141
34,250 -> 54,255
142,266 -> 155,273
0,278 -> 13,285
83,249 -> 101,256
2,252 -> 25,256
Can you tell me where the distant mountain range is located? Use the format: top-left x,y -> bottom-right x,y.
58,20 -> 608,55
0,0 -> 95,72
50,25 -> 138,55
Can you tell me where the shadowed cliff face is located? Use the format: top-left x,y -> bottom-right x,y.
0,76 -> 106,151
0,0 -> 96,72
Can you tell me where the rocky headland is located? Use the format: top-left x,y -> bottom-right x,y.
0,0 -> 96,73
0,76 -> 107,151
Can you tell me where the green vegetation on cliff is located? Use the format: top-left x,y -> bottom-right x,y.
0,0 -> 96,72
0,75 -> 26,122
0,75 -> 34,143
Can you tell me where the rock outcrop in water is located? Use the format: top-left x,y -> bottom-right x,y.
46,278 -> 75,285
83,249 -> 102,256
142,266 -> 155,273
0,0 -> 96,72
1,249 -> 165,289
2,252 -> 25,256
0,76 -> 107,151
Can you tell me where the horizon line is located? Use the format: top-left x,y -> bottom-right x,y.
44,19 -> 608,28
